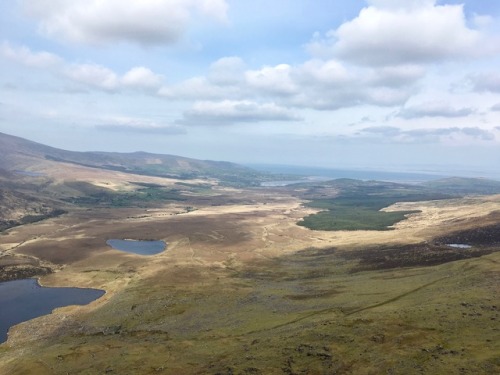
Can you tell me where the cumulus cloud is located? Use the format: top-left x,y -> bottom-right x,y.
4,40 -> 420,109
360,125 -> 495,143
307,1 -> 482,66
121,67 -> 164,90
0,41 -> 61,68
158,57 -> 246,100
3,43 -> 420,110
63,63 -> 166,92
149,2 -> 495,113
245,64 -> 297,96
288,59 -> 415,110
397,102 -> 475,119
208,57 -> 246,86
367,65 -> 426,87
160,56 -> 418,110
491,103 -> 500,111
163,54 -> 420,109
64,64 -> 120,91
2,43 -> 166,93
294,59 -> 350,85
158,76 -> 243,100
22,0 -> 228,46
366,0 -> 435,10
179,100 -> 301,125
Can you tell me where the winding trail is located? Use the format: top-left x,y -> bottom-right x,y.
215,275 -> 451,339
344,275 -> 450,316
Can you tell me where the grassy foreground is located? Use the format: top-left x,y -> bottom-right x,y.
2,166 -> 500,374
1,247 -> 498,374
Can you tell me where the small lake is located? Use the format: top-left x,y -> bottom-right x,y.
447,244 -> 472,249
106,239 -> 166,255
0,278 -> 105,343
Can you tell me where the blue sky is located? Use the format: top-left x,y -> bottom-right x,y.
1,0 -> 500,176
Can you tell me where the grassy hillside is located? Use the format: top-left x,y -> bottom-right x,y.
0,169 -> 66,232
0,132 -> 269,186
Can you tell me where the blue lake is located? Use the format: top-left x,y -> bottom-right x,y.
106,239 -> 166,255
447,244 -> 472,249
0,278 -> 104,343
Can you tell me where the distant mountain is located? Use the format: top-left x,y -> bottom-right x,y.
422,177 -> 500,195
0,131 -> 274,232
248,164 -> 446,182
288,176 -> 500,202
0,132 -> 266,185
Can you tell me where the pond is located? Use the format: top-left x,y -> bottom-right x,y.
447,244 -> 472,249
106,239 -> 166,255
0,278 -> 105,343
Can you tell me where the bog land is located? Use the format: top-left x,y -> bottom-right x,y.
0,132 -> 499,374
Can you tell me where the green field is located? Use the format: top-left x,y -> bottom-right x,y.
62,182 -> 186,207
297,181 -> 450,231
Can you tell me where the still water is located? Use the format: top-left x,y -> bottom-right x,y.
0,278 -> 104,343
447,244 -> 472,249
106,239 -> 166,255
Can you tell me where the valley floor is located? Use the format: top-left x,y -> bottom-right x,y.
0,176 -> 499,374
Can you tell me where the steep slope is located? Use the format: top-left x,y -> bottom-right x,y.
0,132 -> 265,185
0,131 -> 272,233
0,168 -> 66,231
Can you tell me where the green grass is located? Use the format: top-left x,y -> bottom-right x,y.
297,186 -> 448,231
295,176 -> 500,232
4,249 -> 498,374
64,186 -> 186,207
298,206 -> 416,231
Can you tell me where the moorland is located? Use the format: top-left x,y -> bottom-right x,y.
0,131 -> 499,374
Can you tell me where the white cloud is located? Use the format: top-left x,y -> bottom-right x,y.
360,125 -> 495,143
208,57 -> 246,86
2,43 -> 166,93
245,64 -> 297,96
22,0 -> 228,46
0,41 -> 61,68
288,59 -> 415,110
295,59 -> 350,85
0,37 -> 425,113
366,0 -> 435,10
121,67 -> 164,90
308,1 -> 482,66
180,100 -> 301,125
158,55 -> 418,111
158,76 -> 242,100
64,63 -> 166,93
397,102 -> 475,119
64,64 -> 119,91
367,65 -> 426,87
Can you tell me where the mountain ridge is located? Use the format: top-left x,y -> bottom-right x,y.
0,131 -> 265,184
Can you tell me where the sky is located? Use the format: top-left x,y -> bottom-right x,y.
1,0 -> 500,177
